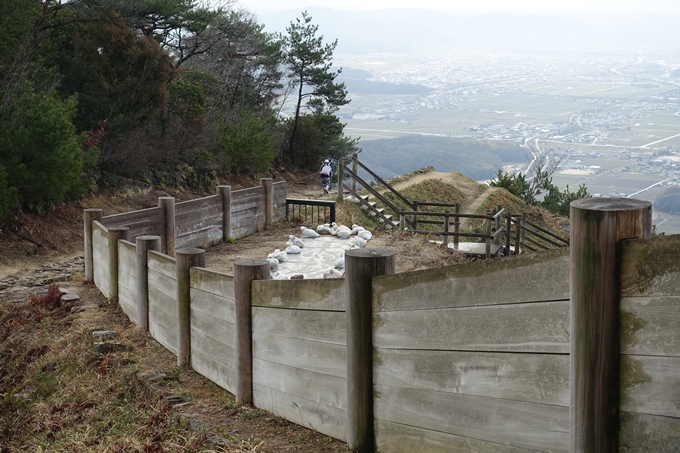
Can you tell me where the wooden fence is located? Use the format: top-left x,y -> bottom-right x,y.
85,198 -> 680,452
84,180 -> 286,278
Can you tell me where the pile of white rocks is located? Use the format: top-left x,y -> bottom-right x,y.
266,223 -> 373,280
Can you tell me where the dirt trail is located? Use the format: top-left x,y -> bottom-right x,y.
460,186 -> 498,228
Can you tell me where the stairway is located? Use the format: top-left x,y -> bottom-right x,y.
357,195 -> 396,227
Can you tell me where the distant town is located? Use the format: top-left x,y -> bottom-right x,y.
331,48 -> 680,231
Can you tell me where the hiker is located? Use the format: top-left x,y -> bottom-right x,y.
319,159 -> 332,195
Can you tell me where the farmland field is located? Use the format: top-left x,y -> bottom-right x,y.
330,50 -> 680,234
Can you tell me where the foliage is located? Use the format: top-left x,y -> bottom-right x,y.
0,82 -> 92,215
281,112 -> 359,171
489,168 -> 590,216
216,109 -> 277,176
193,9 -> 284,117
167,71 -> 213,120
489,169 -> 530,199
0,0 -> 358,217
0,166 -> 18,223
282,11 -> 352,165
655,187 -> 680,214
0,0 -> 38,69
540,183 -> 591,217
93,0 -> 221,68
57,11 -> 174,140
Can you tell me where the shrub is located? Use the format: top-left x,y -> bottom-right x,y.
216,109 -> 276,176
0,166 -> 18,224
0,82 -> 89,214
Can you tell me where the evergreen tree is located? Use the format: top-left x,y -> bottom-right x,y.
0,82 -> 92,215
282,11 -> 353,165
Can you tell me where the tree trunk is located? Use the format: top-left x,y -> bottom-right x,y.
288,76 -> 304,161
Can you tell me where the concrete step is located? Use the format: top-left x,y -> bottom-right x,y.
361,201 -> 377,210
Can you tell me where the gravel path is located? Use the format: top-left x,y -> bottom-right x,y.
0,256 -> 84,303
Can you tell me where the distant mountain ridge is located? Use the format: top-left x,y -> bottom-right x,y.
258,7 -> 680,53
258,8 -> 590,53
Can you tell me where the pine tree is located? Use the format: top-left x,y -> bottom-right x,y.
283,11 -> 351,163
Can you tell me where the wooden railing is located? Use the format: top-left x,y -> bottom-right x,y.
519,218 -> 570,252
338,155 -> 569,258
285,198 -> 336,224
341,181 -> 401,227
338,154 -> 415,228
396,207 -> 508,259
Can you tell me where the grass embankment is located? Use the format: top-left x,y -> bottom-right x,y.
473,189 -> 569,241
378,174 -> 568,244
0,285 -> 225,452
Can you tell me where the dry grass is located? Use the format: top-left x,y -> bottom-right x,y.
0,284 -> 344,453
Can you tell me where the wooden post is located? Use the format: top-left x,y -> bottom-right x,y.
485,211 -> 492,259
505,212 -> 512,255
260,178 -> 273,226
412,201 -> 418,231
515,215 -> 523,255
234,259 -> 270,405
176,248 -> 206,368
352,153 -> 358,194
570,198 -> 651,453
453,203 -> 460,249
107,227 -> 129,300
217,185 -> 232,240
495,204 -> 502,245
345,248 -> 396,453
136,235 -> 161,331
399,210 -> 406,230
84,208 -> 103,281
158,197 -> 175,256
443,211 -> 450,245
337,160 -> 344,202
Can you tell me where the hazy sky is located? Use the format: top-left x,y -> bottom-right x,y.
237,0 -> 679,14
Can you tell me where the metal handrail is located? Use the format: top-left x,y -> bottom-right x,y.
286,199 -> 336,224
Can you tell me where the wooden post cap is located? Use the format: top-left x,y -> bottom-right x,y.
176,248 -> 206,257
137,235 -> 162,241
234,258 -> 270,267
346,248 -> 396,259
571,198 -> 652,212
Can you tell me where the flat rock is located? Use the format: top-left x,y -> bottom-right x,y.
61,293 -> 80,302
138,370 -> 176,383
164,395 -> 190,406
93,341 -> 127,354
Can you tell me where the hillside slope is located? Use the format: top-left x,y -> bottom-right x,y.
378,171 -> 568,241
